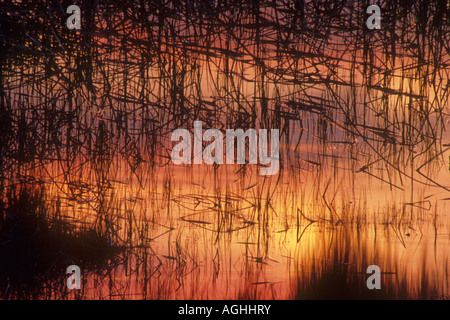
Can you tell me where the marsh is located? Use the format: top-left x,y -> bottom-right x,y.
0,0 -> 449,299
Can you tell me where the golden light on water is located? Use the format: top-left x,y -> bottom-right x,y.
30,153 -> 449,299
2,0 -> 450,300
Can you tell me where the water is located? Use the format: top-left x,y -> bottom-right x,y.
1,0 -> 450,299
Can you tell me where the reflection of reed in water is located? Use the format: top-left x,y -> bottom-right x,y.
293,225 -> 445,299
0,0 -> 449,299
0,184 -> 126,299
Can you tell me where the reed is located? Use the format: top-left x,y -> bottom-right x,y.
0,0 -> 449,299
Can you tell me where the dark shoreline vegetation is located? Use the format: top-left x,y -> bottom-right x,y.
0,184 -> 127,299
0,0 -> 449,299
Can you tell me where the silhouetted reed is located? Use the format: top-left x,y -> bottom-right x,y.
0,0 -> 449,299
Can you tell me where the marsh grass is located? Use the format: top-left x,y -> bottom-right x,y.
0,183 -> 126,299
294,224 -> 446,300
0,0 -> 449,299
